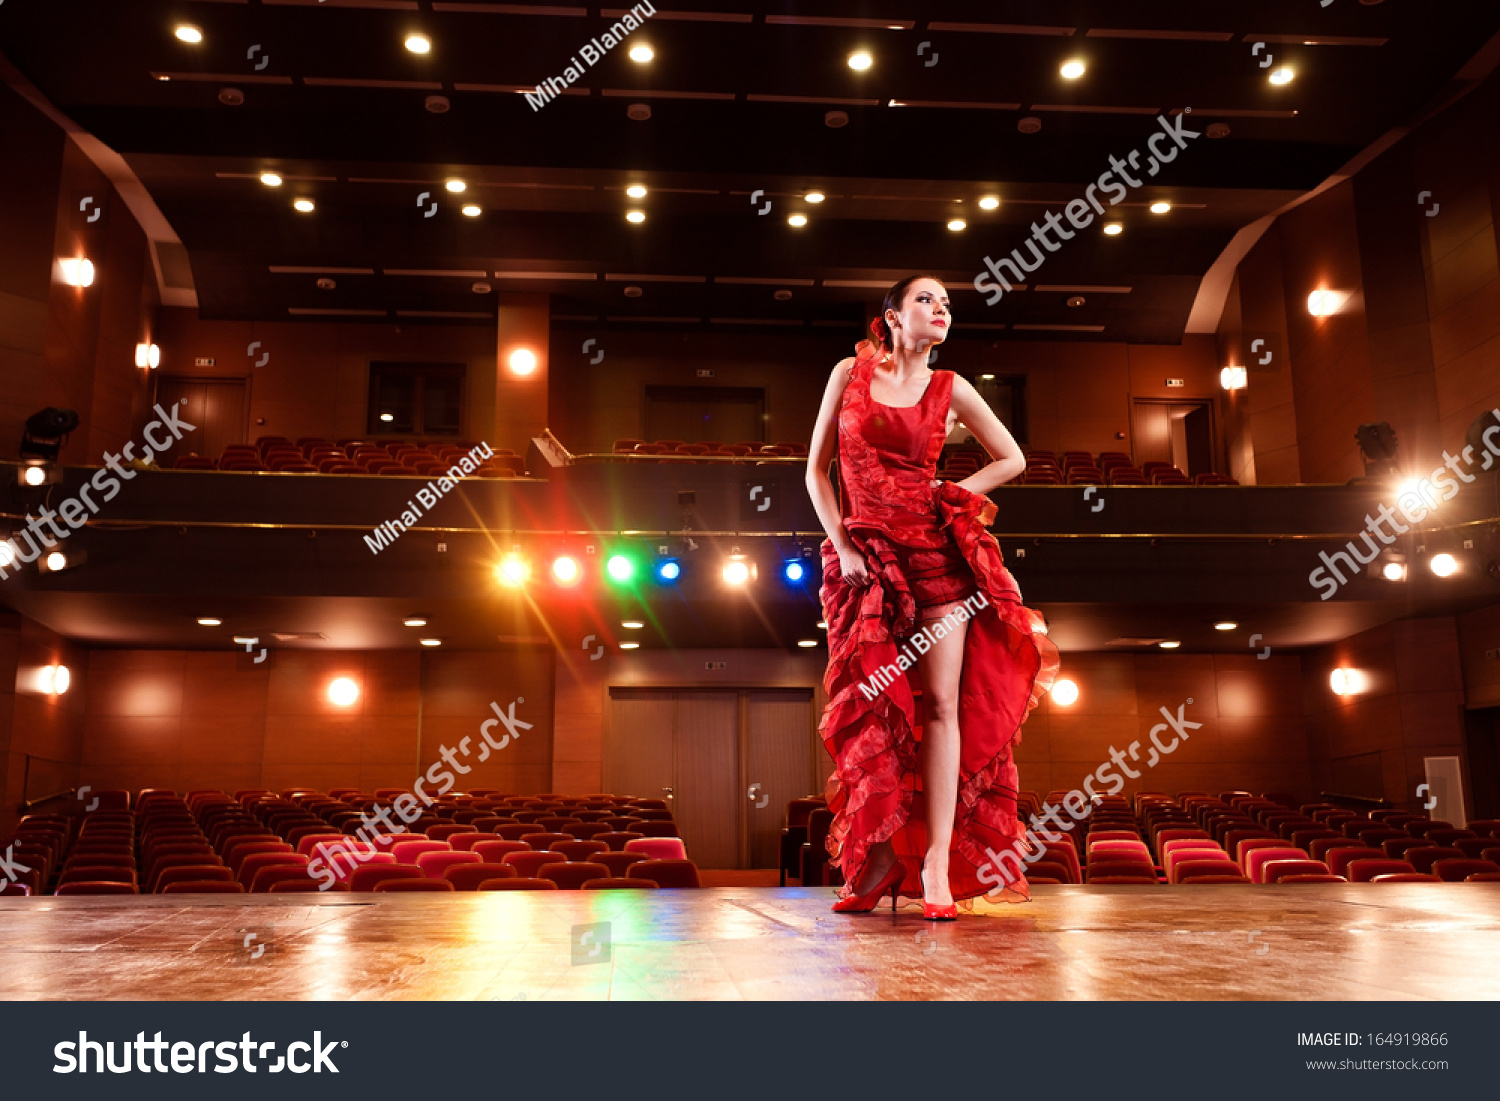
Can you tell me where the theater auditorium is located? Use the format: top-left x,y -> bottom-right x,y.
0,0 -> 1499,1002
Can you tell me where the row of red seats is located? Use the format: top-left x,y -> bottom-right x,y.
612,439 -> 808,459
170,437 -> 525,477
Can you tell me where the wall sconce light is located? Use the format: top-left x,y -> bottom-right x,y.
508,349 -> 538,375
1219,366 -> 1247,391
1050,678 -> 1079,706
135,343 -> 161,369
59,258 -> 95,287
1307,288 -> 1349,317
328,677 -> 361,706
40,664 -> 70,695
1329,667 -> 1366,696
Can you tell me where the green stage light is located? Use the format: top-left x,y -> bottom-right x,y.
606,553 -> 636,583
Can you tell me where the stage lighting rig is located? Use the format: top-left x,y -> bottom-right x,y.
20,408 -> 79,464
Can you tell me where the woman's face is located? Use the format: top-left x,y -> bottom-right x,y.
889,278 -> 951,350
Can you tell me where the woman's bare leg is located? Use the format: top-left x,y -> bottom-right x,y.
914,610 -> 969,907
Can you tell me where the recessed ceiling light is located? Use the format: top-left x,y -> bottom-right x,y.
461,204 -> 481,217
1102,222 -> 1123,235
1214,621 -> 1238,631
978,196 -> 1000,210
805,191 -> 825,203
619,641 -> 640,650
978,374 -> 994,380
380,413 -> 394,422
405,33 -> 432,54
848,51 -> 873,71
1060,59 -> 1086,79
197,617 -> 221,626
1158,640 -> 1181,649
1269,67 -> 1294,85
626,185 -> 647,198
1149,201 -> 1171,214
788,214 -> 808,227
175,25 -> 203,44
445,179 -> 466,193
816,620 -> 827,629
626,210 -> 646,223
404,618 -> 427,627
629,44 -> 654,63
232,636 -> 256,646
419,638 -> 442,647
947,219 -> 966,232
260,172 -> 283,187
797,639 -> 818,648
294,199 -> 315,213
621,620 -> 644,629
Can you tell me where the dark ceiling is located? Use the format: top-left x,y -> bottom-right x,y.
4,0 -> 1500,342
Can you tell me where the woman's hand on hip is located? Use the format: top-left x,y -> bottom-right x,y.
836,545 -> 873,586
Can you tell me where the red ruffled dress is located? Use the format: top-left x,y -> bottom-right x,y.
818,337 -> 1061,905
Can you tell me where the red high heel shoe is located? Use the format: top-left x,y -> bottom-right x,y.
921,869 -> 957,921
832,860 -> 905,913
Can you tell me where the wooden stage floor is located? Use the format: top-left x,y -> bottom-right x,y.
2,884 -> 1497,1001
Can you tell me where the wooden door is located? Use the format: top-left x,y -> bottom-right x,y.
603,690 -> 676,803
673,692 -> 739,870
155,377 -> 247,462
743,689 -> 817,868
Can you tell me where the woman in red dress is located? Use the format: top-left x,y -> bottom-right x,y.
805,275 -> 1060,918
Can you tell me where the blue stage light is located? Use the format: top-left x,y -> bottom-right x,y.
783,560 -> 806,583
656,559 -> 681,582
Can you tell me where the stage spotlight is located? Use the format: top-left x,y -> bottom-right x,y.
496,554 -> 528,587
783,559 -> 807,583
1330,667 -> 1365,696
722,558 -> 751,586
847,51 -> 873,71
1355,422 -> 1399,479
40,551 -> 72,573
626,184 -> 648,198
174,24 -> 203,44
1051,678 -> 1079,705
0,543 -> 14,571
1430,552 -> 1459,577
605,553 -> 637,584
294,199 -> 315,213
1060,59 -> 1086,79
18,462 -> 59,487
805,191 -> 826,203
405,33 -> 432,54
1380,553 -> 1407,581
978,196 -> 1000,210
328,677 -> 361,706
552,555 -> 581,584
1102,222 -> 1123,236
21,407 -> 80,463
655,559 -> 681,582
788,214 -> 808,227
40,664 -> 70,695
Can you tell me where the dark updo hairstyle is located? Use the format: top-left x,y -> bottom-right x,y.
871,273 -> 947,351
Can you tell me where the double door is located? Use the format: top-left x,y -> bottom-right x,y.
605,688 -> 820,869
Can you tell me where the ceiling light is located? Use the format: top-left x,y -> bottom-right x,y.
626,185 -> 648,198
1382,558 -> 1407,581
509,349 -> 537,375
978,374 -> 994,381
405,33 -> 432,54
260,172 -> 283,188
496,554 -> 528,586
788,214 -> 808,227
135,343 -> 161,369
1066,295 -> 1085,308
1102,222 -> 1123,236
1050,678 -> 1079,705
621,620 -> 644,630
445,179 -> 466,193
816,620 -> 828,629
233,636 -> 256,646
722,559 -> 751,585
403,618 -> 427,627
419,638 -> 442,647
1269,67 -> 1294,85
197,617 -> 222,626
380,413 -> 394,422
59,258 -> 95,287
1220,366 -> 1247,391
294,199 -> 315,213
174,25 -> 203,44
978,196 -> 1000,211
1430,552 -> 1459,577
1214,621 -> 1238,631
847,51 -> 873,71
796,639 -> 818,648
619,641 -> 641,650
552,555 -> 580,584
461,204 -> 481,217
805,191 -> 825,203
328,677 -> 361,706
1149,201 -> 1171,214
629,44 -> 654,62
1060,59 -> 1086,79
1158,640 -> 1181,649
626,210 -> 646,223
947,219 -> 966,232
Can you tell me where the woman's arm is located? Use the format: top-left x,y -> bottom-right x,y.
947,374 -> 1026,494
805,358 -> 857,556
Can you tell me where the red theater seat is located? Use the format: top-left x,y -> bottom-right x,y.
156,865 -> 234,892
1263,860 -> 1333,883
1408,847 -> 1465,875
374,878 -> 454,892
539,861 -> 611,890
237,853 -> 307,888
417,851 -> 480,880
479,878 -> 557,890
56,881 -> 138,895
1346,859 -> 1417,882
1370,873 -> 1441,883
624,838 -> 688,861
444,864 -> 514,891
1432,858 -> 1500,882
584,877 -> 656,889
502,851 -> 558,879
351,865 -> 423,892
626,859 -> 700,888
162,881 -> 245,893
